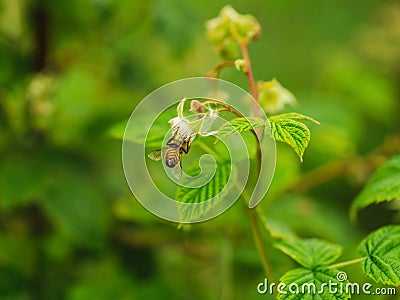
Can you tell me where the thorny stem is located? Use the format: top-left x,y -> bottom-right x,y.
329,257 -> 365,269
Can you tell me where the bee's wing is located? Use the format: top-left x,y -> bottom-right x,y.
148,149 -> 162,161
172,162 -> 182,179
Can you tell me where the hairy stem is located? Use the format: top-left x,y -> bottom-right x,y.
329,257 -> 365,269
240,42 -> 258,117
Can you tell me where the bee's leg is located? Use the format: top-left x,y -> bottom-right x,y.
166,138 -> 174,146
167,131 -> 181,147
181,142 -> 190,154
182,133 -> 195,154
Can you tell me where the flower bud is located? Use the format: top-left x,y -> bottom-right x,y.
217,38 -> 240,61
206,17 -> 229,44
206,5 -> 262,59
234,58 -> 247,73
257,79 -> 297,114
189,100 -> 205,113
236,14 -> 261,40
219,5 -> 240,22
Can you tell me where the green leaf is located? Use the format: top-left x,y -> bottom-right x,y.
269,113 -> 318,162
108,117 -> 168,147
107,120 -> 127,140
275,238 -> 342,268
215,117 -> 266,139
350,153 -> 400,220
263,218 -> 298,241
175,160 -> 235,222
358,225 -> 400,286
273,112 -> 320,124
278,267 -> 350,300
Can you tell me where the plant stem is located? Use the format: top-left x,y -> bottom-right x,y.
206,61 -> 235,78
240,42 -> 258,117
251,210 -> 275,282
202,43 -> 274,281
329,257 -> 365,269
236,184 -> 274,281
239,42 -> 274,281
202,100 -> 245,118
255,206 -> 270,233
239,42 -> 263,176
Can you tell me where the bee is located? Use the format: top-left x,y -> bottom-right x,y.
148,118 -> 196,179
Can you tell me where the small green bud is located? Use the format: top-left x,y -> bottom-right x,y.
189,100 -> 204,113
236,14 -> 261,41
206,5 -> 262,59
206,17 -> 229,44
217,38 -> 240,61
234,59 -> 247,73
219,5 -> 241,22
257,79 -> 297,114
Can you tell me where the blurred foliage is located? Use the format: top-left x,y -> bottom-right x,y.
351,153 -> 400,220
0,0 -> 399,299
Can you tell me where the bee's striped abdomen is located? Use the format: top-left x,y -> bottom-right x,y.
165,147 -> 181,168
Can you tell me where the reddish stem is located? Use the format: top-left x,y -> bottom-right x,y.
239,42 -> 273,280
240,42 -> 259,117
205,61 -> 235,78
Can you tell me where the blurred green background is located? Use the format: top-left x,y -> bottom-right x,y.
1,0 -> 399,299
